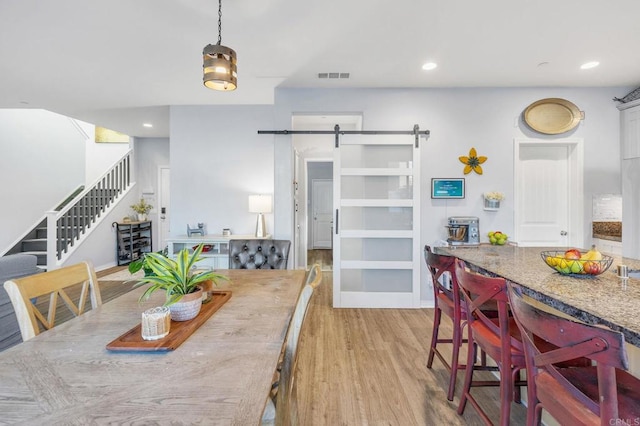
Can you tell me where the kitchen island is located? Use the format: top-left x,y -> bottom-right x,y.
434,244 -> 640,349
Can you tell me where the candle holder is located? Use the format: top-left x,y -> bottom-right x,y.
141,306 -> 171,340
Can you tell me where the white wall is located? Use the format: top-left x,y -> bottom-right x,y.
0,109 -> 86,252
83,123 -> 130,184
168,87 -> 627,303
169,105 -> 276,238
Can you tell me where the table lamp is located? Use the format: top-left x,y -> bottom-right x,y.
248,194 -> 272,238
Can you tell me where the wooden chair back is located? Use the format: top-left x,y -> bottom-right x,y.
454,259 -> 517,353
454,258 -> 527,424
304,263 -> 322,289
424,245 -> 458,314
506,281 -> 637,425
262,264 -> 322,426
424,245 -> 467,400
3,261 -> 102,341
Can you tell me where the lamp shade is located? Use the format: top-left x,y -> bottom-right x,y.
248,195 -> 272,213
203,44 -> 237,91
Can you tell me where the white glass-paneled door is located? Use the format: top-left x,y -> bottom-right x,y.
333,133 -> 421,308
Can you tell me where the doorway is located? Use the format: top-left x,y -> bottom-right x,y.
291,114 -> 362,270
514,138 -> 583,248
308,167 -> 333,271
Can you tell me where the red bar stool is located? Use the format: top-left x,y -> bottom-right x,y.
454,258 -> 526,426
507,281 -> 640,426
424,245 -> 467,401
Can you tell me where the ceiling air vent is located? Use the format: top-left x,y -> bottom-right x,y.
318,72 -> 350,79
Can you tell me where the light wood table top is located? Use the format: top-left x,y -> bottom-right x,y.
0,269 -> 306,425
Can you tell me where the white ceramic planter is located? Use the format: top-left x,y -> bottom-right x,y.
169,288 -> 203,321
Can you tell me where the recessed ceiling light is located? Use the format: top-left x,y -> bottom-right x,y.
580,61 -> 600,70
143,123 -> 153,128
422,62 -> 437,71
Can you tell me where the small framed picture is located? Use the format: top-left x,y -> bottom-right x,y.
431,178 -> 465,199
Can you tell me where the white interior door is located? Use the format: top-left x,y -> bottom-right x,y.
333,134 -> 420,308
514,139 -> 583,247
158,166 -> 170,250
311,179 -> 333,249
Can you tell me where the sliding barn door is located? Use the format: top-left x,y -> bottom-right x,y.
333,134 -> 421,308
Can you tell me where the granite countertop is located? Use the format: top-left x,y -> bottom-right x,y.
434,244 -> 640,348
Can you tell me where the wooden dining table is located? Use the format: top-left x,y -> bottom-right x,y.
0,269 -> 306,425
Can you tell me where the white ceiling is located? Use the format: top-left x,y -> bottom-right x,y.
1,0 -> 639,138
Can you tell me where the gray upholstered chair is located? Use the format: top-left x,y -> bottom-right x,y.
0,254 -> 43,352
228,239 -> 291,269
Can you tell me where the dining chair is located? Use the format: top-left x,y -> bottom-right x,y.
506,281 -> 640,426
3,261 -> 102,341
424,245 -> 467,401
228,239 -> 291,269
262,263 -> 322,426
454,258 -> 526,426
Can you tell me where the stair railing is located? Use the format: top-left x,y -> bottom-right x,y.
46,149 -> 134,270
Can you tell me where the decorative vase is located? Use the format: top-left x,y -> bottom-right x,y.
168,287 -> 203,321
137,213 -> 147,221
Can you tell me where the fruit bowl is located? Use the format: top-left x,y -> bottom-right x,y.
487,231 -> 508,245
540,250 -> 613,276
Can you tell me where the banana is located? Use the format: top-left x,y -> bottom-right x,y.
581,244 -> 603,261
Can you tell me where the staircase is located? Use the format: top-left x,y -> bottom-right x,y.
13,219 -> 48,269
3,151 -> 133,270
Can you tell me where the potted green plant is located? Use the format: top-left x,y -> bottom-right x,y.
130,198 -> 153,221
128,247 -> 169,277
132,244 -> 229,321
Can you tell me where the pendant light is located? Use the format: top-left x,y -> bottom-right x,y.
203,0 -> 237,91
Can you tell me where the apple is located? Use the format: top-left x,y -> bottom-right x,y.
583,261 -> 601,275
564,248 -> 581,260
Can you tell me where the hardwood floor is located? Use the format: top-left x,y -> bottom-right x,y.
307,249 -> 333,271
294,273 -> 527,425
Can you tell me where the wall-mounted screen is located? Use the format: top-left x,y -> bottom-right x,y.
431,178 -> 465,199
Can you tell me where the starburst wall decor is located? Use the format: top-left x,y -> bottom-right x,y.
459,147 -> 487,175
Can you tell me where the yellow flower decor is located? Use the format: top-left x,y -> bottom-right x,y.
459,147 -> 487,175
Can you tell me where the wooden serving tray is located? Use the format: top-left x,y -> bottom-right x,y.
106,291 -> 232,352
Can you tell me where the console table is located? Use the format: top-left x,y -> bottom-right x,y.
167,234 -> 271,269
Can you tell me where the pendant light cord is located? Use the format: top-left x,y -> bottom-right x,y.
217,0 -> 222,45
